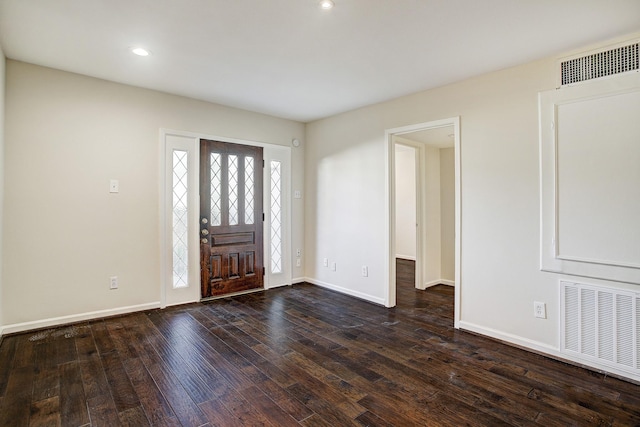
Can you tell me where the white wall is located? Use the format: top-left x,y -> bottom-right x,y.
305,49 -> 574,349
394,145 -> 416,260
440,147 -> 455,282
3,61 -> 305,329
423,146 -> 441,286
0,47 -> 5,337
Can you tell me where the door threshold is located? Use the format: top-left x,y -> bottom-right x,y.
200,287 -> 265,302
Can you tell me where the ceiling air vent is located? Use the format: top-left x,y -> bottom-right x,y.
560,42 -> 639,86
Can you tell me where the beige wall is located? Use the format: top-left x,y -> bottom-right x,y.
440,147 -> 454,282
423,145 -> 441,286
394,145 -> 416,260
305,52 -> 565,345
3,61 -> 304,328
0,47 -> 5,335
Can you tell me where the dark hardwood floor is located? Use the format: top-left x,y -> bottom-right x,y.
1,260 -> 639,426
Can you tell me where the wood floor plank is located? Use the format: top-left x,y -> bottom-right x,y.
284,351 -> 368,402
86,393 -> 121,427
197,317 -> 298,387
32,342 -> 60,402
138,325 -> 231,403
357,393 -> 447,427
75,332 -> 111,401
118,405 -> 151,427
89,320 -> 116,356
145,313 -> 221,404
12,335 -> 36,370
1,260 -> 639,426
105,320 -> 138,361
159,314 -> 256,392
214,387 -> 279,426
121,355 -> 176,425
149,416 -> 183,427
59,362 -> 90,427
0,336 -> 19,396
199,398 -> 244,427
354,410 -> 394,427
29,396 -> 61,427
287,382 -> 363,426
51,334 -> 77,366
0,366 -> 36,426
137,345 -> 208,427
239,385 -> 301,427
251,375 -> 315,422
100,351 -> 140,412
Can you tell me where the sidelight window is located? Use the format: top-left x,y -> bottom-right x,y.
245,157 -> 255,225
172,150 -> 189,288
228,155 -> 239,225
270,160 -> 282,274
210,153 -> 222,226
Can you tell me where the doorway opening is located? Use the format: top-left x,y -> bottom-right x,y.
385,117 -> 461,328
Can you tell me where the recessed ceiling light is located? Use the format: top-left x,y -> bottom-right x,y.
131,47 -> 150,57
320,0 -> 334,10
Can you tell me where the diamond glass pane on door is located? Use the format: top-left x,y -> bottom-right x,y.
245,157 -> 255,225
210,153 -> 222,226
172,150 -> 189,288
228,155 -> 239,225
270,160 -> 282,274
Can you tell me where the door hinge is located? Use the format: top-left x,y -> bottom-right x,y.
262,213 -> 265,221
263,159 -> 265,168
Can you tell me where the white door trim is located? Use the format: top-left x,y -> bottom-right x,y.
384,117 -> 462,328
160,128 -> 292,308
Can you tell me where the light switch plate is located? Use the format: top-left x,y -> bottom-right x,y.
109,179 -> 119,193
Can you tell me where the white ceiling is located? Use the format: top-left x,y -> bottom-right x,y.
1,0 -> 639,123
396,127 -> 454,149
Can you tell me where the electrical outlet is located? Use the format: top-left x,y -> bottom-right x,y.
534,301 -> 546,319
323,258 -> 328,267
110,276 -> 118,290
296,248 -> 301,257
362,265 -> 368,277
296,259 -> 301,267
331,262 -> 337,271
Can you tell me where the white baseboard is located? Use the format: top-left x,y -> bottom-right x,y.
304,277 -> 386,306
396,254 -> 416,261
292,277 -> 306,284
2,302 -> 161,335
458,320 -> 640,383
265,282 -> 293,290
420,278 -> 455,289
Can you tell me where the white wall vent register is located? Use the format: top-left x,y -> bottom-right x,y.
561,281 -> 640,376
560,41 -> 638,86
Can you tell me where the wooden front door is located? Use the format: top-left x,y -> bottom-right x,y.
199,139 -> 264,298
